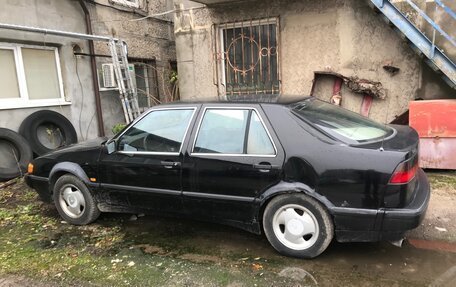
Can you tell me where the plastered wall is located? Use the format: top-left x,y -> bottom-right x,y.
174,0 -> 455,123
0,0 -> 99,140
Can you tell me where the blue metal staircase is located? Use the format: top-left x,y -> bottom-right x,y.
369,0 -> 456,89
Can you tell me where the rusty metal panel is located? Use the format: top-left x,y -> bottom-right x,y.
419,138 -> 456,169
409,100 -> 456,138
409,100 -> 456,170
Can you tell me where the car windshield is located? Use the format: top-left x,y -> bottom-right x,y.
290,98 -> 393,144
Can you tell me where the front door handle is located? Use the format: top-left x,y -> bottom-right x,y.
161,161 -> 181,169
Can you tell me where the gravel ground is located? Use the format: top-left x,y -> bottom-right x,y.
406,171 -> 456,244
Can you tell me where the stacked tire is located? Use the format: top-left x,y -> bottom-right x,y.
19,110 -> 78,156
0,110 -> 77,181
0,128 -> 33,181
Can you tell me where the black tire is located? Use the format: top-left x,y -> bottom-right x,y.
53,174 -> 100,225
263,193 -> 334,259
0,128 -> 33,181
19,110 -> 77,156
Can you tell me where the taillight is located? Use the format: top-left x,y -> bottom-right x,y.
389,159 -> 418,184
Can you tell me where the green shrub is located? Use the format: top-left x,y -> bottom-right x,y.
112,123 -> 126,135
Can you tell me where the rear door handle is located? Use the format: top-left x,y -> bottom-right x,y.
253,163 -> 277,172
253,163 -> 272,170
161,161 -> 181,169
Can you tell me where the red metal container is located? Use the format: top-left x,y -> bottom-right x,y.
409,100 -> 456,170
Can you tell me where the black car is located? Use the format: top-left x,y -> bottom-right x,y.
25,97 -> 430,258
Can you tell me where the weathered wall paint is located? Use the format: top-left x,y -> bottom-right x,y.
0,0 -> 98,140
0,0 -> 177,139
88,0 -> 176,135
174,0 -> 455,123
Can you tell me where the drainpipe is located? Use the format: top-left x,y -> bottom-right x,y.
78,0 -> 105,137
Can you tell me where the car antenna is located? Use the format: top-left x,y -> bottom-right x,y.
379,97 -> 391,152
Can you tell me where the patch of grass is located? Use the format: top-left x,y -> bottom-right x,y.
0,183 -> 297,286
426,171 -> 456,192
0,181 -> 449,286
0,189 -> 13,203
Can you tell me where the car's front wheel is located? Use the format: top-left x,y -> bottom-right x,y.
53,174 -> 100,225
263,194 -> 334,258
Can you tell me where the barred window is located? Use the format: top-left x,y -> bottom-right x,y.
217,19 -> 280,99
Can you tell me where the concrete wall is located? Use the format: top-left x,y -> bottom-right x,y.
174,0 -> 455,123
0,0 -> 98,140
88,0 -> 176,135
0,0 -> 177,138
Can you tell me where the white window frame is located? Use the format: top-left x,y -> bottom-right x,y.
0,43 -> 68,110
111,0 -> 140,9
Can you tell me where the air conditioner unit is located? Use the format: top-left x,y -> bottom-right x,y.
100,63 -> 137,90
101,64 -> 117,88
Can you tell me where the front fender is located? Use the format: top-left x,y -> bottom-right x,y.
49,162 -> 92,191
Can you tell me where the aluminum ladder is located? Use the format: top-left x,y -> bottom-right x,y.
369,0 -> 456,88
108,40 -> 141,123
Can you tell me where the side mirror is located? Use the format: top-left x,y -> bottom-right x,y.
106,139 -> 116,154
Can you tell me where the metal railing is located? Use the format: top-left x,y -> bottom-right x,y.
371,0 -> 456,88
402,0 -> 455,57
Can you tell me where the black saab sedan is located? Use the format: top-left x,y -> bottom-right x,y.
25,97 -> 430,258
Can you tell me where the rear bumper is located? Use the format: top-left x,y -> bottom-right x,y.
25,174 -> 52,203
334,168 -> 430,242
381,168 -> 430,232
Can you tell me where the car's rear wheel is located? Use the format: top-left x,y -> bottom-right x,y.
53,174 -> 100,225
263,193 -> 334,258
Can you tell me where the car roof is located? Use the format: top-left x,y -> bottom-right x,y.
157,95 -> 311,107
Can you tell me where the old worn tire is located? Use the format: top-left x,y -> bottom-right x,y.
0,128 -> 33,181
19,110 -> 77,156
53,174 -> 100,225
263,193 -> 334,259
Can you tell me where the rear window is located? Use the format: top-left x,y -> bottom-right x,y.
290,98 -> 394,144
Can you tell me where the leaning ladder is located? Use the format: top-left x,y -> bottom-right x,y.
108,40 -> 141,123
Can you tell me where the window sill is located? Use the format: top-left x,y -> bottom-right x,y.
0,99 -> 71,110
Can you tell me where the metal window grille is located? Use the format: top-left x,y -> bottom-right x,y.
131,61 -> 160,111
217,19 -> 280,101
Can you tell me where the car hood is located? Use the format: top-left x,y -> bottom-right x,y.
41,137 -> 108,158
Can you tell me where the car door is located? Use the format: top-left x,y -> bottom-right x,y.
183,104 -> 284,223
98,107 -> 197,213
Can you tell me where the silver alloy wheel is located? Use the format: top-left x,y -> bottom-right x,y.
59,184 -> 86,218
272,204 -> 319,250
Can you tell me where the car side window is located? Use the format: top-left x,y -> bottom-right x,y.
118,109 -> 194,153
194,108 -> 275,155
194,109 -> 248,154
247,112 -> 275,155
